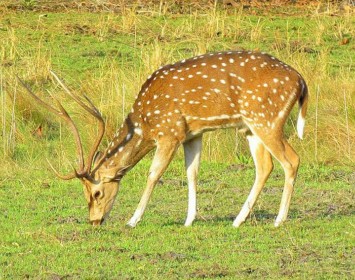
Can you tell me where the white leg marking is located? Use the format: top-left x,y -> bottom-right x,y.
183,136 -> 202,226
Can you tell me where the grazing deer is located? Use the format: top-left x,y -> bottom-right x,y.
19,50 -> 308,227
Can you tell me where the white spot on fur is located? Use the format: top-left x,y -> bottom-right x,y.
134,128 -> 143,136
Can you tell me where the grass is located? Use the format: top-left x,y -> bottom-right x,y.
0,2 -> 354,279
1,4 -> 354,165
1,161 -> 354,279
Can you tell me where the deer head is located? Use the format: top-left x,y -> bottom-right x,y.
18,72 -> 123,225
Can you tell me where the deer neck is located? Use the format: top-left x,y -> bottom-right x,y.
100,113 -> 153,177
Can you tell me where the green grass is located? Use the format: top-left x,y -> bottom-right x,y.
1,161 -> 354,279
0,3 -> 355,279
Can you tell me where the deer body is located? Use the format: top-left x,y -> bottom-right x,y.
20,50 -> 308,227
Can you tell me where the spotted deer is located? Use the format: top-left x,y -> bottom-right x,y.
19,50 -> 308,227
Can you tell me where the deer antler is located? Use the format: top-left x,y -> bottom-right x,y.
17,72 -> 106,180
49,71 -> 106,175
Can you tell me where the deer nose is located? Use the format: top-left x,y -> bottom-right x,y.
91,218 -> 104,226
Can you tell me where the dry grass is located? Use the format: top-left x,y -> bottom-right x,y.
0,3 -> 354,169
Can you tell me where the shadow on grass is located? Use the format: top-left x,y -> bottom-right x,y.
162,206 -> 354,227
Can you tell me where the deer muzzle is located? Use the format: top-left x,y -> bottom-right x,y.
91,218 -> 104,226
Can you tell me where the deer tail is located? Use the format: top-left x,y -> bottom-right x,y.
297,80 -> 309,139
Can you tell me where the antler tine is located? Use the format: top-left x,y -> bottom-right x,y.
46,159 -> 77,180
83,94 -> 104,118
17,76 -> 86,179
81,94 -> 106,172
53,98 -> 85,172
50,70 -> 100,117
85,114 -> 105,173
17,76 -> 61,116
78,94 -> 106,171
50,70 -> 106,174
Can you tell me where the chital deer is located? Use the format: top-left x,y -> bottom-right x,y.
19,50 -> 308,227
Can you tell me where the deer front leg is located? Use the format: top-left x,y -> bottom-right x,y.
233,135 -> 273,227
183,135 -> 202,226
127,139 -> 179,227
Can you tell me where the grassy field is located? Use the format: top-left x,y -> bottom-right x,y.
0,1 -> 354,279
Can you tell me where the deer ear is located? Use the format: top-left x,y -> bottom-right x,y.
93,151 -> 103,167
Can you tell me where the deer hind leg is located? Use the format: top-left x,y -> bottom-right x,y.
273,139 -> 300,227
261,138 -> 300,227
183,135 -> 203,226
127,139 -> 179,227
233,134 -> 273,227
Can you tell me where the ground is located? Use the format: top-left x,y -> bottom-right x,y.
0,1 -> 354,279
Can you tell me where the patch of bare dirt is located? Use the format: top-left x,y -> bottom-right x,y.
2,0 -> 354,15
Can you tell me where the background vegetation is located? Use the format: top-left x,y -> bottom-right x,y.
0,1 -> 354,279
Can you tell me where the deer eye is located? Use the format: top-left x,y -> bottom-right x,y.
93,190 -> 102,200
